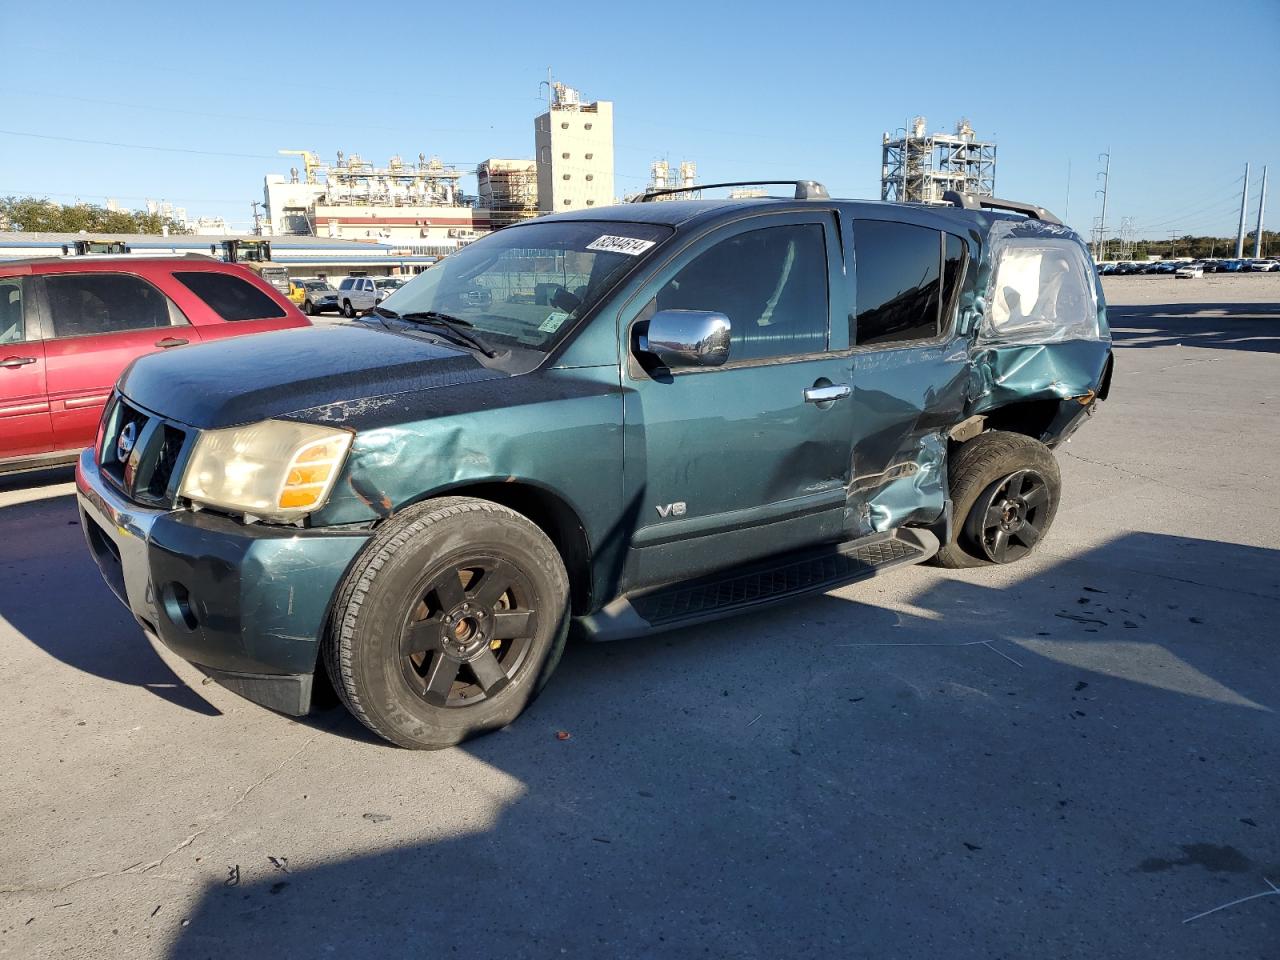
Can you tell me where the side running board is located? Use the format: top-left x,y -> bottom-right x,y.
578,528 -> 938,642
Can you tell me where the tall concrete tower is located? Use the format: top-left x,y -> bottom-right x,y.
535,82 -> 615,215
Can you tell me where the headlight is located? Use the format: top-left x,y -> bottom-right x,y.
178,420 -> 353,522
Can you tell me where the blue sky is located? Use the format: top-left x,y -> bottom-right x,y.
2,0 -> 1276,238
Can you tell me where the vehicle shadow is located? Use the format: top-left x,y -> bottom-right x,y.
1108,301 -> 1280,354
0,464 -> 75,493
0,490 -> 221,716
167,531 -> 1279,959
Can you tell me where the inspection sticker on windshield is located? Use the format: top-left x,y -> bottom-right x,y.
539,311 -> 570,333
586,235 -> 656,256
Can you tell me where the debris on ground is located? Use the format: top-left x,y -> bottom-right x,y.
268,856 -> 289,874
555,730 -> 571,741
362,813 -> 392,824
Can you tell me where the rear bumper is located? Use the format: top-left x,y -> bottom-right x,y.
76,449 -> 370,715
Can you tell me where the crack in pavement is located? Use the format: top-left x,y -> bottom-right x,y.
1062,450 -> 1218,503
0,732 -> 320,897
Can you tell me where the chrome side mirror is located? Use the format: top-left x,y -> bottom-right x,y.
639,310 -> 731,368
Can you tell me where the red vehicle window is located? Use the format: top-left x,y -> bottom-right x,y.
1,277 -> 27,343
173,271 -> 287,322
44,273 -> 181,338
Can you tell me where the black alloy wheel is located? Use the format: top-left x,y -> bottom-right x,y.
967,469 -> 1050,564
324,497 -> 570,749
400,556 -> 539,708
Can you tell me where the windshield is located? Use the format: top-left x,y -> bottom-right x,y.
377,220 -> 673,352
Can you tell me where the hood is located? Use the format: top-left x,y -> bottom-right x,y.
118,324 -> 506,429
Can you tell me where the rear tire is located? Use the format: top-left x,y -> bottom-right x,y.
932,431 -> 1061,569
324,497 -> 570,749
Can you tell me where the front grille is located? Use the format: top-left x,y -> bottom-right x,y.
98,394 -> 192,508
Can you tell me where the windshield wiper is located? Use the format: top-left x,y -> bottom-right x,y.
397,311 -> 499,358
367,305 -> 497,357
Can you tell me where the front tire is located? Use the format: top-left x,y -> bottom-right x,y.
303,299 -> 315,316
342,299 -> 355,318
324,497 -> 570,749
933,431 -> 1061,569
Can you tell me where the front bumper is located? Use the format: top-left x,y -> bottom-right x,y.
76,449 -> 371,715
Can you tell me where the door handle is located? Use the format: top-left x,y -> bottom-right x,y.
155,337 -> 189,349
804,383 -> 851,404
1,356 -> 37,369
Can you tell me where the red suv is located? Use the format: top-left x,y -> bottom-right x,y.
0,255 -> 309,474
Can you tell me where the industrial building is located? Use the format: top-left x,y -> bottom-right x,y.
476,159 -> 539,228
263,151 -> 490,251
645,160 -> 698,200
881,118 -> 996,203
535,83 -> 615,213
0,232 -> 441,279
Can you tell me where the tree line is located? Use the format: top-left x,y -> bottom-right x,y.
0,196 -> 191,235
1103,231 -> 1277,261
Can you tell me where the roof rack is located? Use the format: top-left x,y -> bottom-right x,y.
633,180 -> 830,203
941,190 -> 1062,225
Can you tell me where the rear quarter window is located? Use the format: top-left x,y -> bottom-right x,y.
173,271 -> 287,322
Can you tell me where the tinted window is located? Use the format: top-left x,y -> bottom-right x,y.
853,220 -> 941,346
174,271 -> 286,322
650,223 -> 829,361
45,273 -> 177,338
0,278 -> 26,344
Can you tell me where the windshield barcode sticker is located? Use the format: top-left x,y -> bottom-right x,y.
586,235 -> 657,256
539,311 -> 570,333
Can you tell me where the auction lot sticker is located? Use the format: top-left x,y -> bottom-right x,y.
587,235 -> 657,256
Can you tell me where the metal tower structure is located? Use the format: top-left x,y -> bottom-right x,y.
881,117 -> 996,203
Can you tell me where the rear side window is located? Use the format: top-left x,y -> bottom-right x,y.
852,220 -> 943,346
0,277 -> 26,343
173,271 -> 287,322
44,273 -> 179,338
651,223 -> 829,362
984,238 -> 1099,343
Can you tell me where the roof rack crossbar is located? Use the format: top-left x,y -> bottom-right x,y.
633,180 -> 830,203
941,190 -> 1062,226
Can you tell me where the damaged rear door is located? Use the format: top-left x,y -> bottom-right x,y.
843,217 -> 972,535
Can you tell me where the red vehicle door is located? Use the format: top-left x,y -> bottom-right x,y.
38,272 -> 201,452
0,276 -> 54,460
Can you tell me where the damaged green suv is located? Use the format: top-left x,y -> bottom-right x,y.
77,182 -> 1112,749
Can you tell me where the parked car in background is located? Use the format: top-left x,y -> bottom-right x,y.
76,185 -> 1113,749
1248,258 -> 1278,272
336,276 -> 380,317
1217,259 -> 1245,273
1175,262 -> 1204,279
295,279 -> 340,315
374,277 -> 408,297
1,255 -> 308,475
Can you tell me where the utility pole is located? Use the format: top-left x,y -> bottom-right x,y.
250,201 -> 262,235
1094,150 -> 1111,261
1235,163 -> 1250,258
1254,165 -> 1268,259
1064,158 -> 1072,222
1169,231 -> 1179,258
